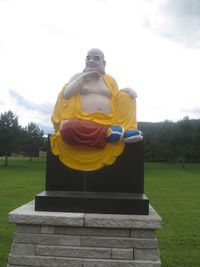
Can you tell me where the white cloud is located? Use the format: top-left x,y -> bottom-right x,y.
144,0 -> 200,48
5,89 -> 54,133
181,106 -> 200,118
9,89 -> 53,115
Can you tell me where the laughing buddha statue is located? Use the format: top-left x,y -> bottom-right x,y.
51,48 -> 143,171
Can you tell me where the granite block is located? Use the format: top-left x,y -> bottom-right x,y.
131,229 -> 156,239
11,243 -> 36,256
81,236 -> 158,248
112,248 -> 133,260
41,226 -> 54,234
16,224 -> 41,234
85,205 -> 162,229
36,245 -> 111,259
8,254 -> 83,267
134,248 -> 160,260
9,201 -> 84,227
14,233 -> 81,246
83,258 -> 161,267
54,226 -> 129,237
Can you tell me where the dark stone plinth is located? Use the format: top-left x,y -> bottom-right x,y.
35,191 -> 149,215
45,137 -> 144,193
35,136 -> 149,215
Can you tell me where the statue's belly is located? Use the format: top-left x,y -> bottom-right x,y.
81,93 -> 112,114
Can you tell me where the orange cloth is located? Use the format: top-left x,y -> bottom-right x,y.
60,118 -> 109,148
51,74 -> 137,171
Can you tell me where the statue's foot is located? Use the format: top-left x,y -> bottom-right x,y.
124,130 -> 143,143
107,126 -> 124,142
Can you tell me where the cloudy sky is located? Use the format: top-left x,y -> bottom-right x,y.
0,0 -> 200,133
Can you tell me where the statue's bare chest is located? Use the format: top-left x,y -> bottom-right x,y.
81,78 -> 111,97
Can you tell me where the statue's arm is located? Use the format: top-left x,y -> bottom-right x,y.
63,73 -> 82,99
63,71 -> 101,99
121,87 -> 138,99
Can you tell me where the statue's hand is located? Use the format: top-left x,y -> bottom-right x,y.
121,87 -> 138,99
79,71 -> 101,83
64,71 -> 101,99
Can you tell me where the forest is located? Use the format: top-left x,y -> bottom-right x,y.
139,117 -> 200,164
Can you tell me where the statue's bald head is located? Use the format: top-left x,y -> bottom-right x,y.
84,48 -> 106,74
87,48 -> 105,60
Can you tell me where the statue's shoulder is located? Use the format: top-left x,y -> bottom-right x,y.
103,74 -> 119,93
104,73 -> 116,82
61,73 -> 82,93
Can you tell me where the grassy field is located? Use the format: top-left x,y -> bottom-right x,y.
0,157 -> 45,267
144,163 -> 200,267
0,158 -> 200,267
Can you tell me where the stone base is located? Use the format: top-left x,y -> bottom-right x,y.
7,201 -> 162,267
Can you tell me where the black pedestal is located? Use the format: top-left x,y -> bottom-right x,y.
35,136 -> 149,215
35,191 -> 149,215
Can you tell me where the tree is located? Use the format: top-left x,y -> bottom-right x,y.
175,117 -> 196,168
156,121 -> 177,163
39,136 -> 48,152
20,122 -> 44,161
0,110 -> 20,166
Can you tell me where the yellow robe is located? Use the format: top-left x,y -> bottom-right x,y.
51,74 -> 137,171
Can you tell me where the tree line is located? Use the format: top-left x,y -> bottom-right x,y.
0,110 -> 47,166
1,111 -> 200,167
139,116 -> 200,166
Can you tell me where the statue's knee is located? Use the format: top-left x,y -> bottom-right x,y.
113,93 -> 135,117
60,119 -> 76,144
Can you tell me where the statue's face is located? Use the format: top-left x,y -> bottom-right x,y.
84,49 -> 106,74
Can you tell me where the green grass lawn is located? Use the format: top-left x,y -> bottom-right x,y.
0,158 -> 200,267
0,157 -> 45,267
144,163 -> 200,267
